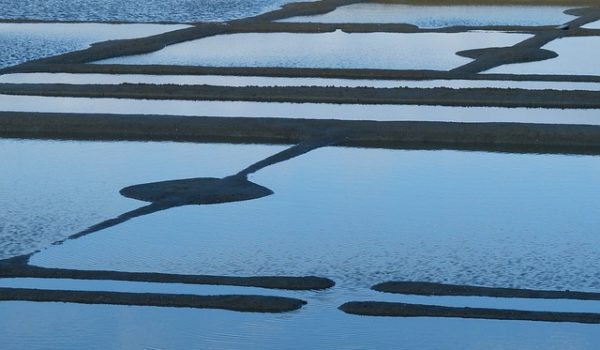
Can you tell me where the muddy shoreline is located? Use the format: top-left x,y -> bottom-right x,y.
0,265 -> 335,291
2,83 -> 600,108
3,113 -> 600,154
339,301 -> 600,323
373,281 -> 600,300
8,64 -> 600,83
0,287 -> 307,313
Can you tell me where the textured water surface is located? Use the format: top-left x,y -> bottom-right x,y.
0,0 -> 311,23
0,23 -> 189,68
97,31 -> 531,70
0,140 -> 281,259
23,144 -> 600,292
282,4 -> 572,28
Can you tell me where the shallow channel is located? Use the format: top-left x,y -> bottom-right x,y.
1,94 -> 599,124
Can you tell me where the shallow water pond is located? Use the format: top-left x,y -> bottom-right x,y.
96,31 -> 531,70
488,37 -> 600,76
3,72 -> 600,91
4,139 -> 600,348
1,300 -> 597,350
14,142 -> 599,292
0,0 -> 312,23
0,23 -> 189,68
582,20 -> 600,29
281,4 -> 573,28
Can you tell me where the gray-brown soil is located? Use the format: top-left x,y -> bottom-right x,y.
0,287 -> 307,313
339,301 -> 600,323
373,281 -> 600,300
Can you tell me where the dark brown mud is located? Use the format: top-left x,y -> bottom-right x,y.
0,287 -> 307,313
372,281 -> 600,300
339,301 -> 600,323
2,83 -> 600,108
0,264 -> 335,290
3,113 -> 600,155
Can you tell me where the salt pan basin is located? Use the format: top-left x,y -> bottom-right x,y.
4,141 -> 600,349
488,37 -> 600,76
282,4 -> 572,28
3,73 -> 600,91
28,146 -> 600,293
0,94 -> 599,125
96,31 -> 531,70
0,23 -> 190,68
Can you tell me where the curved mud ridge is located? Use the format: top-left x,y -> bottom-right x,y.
339,301 -> 600,323
0,287 -> 307,313
372,281 -> 600,300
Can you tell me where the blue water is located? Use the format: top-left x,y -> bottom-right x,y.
0,0 -> 307,23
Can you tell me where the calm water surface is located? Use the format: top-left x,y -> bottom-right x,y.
97,31 -> 531,70
1,94 -> 599,124
488,37 -> 600,76
282,4 -> 572,28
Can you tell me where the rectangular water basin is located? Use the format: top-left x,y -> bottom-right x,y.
281,4 -> 573,28
95,31 -> 531,71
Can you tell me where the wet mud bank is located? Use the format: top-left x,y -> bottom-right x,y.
339,301 -> 600,323
3,113 -> 600,154
373,281 -> 600,300
0,287 -> 306,313
2,83 -> 600,108
0,264 -> 335,291
8,64 -> 600,83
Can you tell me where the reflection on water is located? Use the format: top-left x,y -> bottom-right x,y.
3,73 -> 600,91
96,31 -> 531,70
2,94 -> 599,124
4,141 -> 600,348
0,298 -> 597,349
282,4 -> 572,28
29,146 -> 600,293
488,37 -> 600,76
0,23 -> 189,68
0,139 -> 285,259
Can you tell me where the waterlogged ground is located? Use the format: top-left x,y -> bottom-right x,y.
0,23 -> 189,68
0,0 -> 311,23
